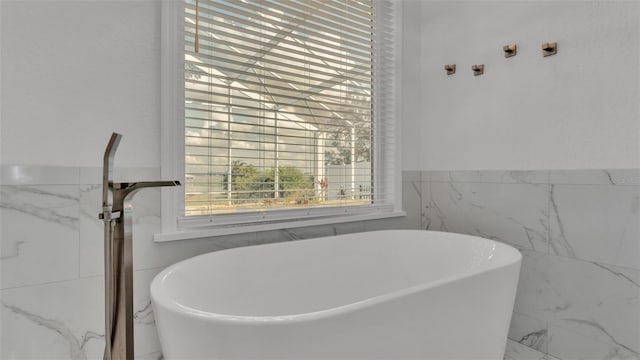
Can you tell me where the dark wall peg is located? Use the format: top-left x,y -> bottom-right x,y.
503,44 -> 517,58
444,64 -> 456,75
542,42 -> 557,57
471,64 -> 484,76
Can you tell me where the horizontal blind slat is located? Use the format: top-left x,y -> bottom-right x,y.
200,0 -> 374,35
185,87 -> 372,114
185,29 -> 372,70
184,102 -> 370,123
186,1 -> 373,48
187,55 -> 366,89
184,0 -> 386,217
186,76 -> 371,107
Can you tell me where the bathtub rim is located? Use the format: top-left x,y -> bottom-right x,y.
150,230 -> 522,325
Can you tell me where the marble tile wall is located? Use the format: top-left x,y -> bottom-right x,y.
422,169 -> 640,360
3,166 -> 636,360
504,339 -> 562,360
0,165 -> 416,359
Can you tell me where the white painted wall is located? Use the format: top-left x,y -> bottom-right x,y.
0,0 -> 161,168
403,0 -> 640,171
400,0 -> 424,171
2,0 -> 637,170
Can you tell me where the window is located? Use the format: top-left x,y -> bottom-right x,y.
159,0 -> 400,239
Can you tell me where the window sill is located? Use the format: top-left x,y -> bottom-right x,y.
153,211 -> 406,242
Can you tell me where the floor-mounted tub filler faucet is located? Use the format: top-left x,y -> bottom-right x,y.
99,132 -> 180,360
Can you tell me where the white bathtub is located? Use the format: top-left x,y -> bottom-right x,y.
151,230 -> 522,359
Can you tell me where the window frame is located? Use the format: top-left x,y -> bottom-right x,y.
157,0 -> 403,242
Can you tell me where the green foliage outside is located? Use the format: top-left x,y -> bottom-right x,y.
223,161 -> 315,204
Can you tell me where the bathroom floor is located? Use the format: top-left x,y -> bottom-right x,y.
504,340 -> 561,360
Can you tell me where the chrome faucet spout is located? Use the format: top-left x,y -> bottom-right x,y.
115,180 -> 181,190
114,181 -> 181,200
135,180 -> 181,187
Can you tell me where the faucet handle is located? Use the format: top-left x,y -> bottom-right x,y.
98,209 -> 121,220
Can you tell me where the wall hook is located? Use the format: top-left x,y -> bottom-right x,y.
444,64 -> 456,75
542,42 -> 557,57
503,44 -> 517,58
471,64 -> 484,76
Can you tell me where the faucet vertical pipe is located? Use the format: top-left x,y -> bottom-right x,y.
101,132 -> 121,360
109,189 -> 134,360
100,133 -> 180,360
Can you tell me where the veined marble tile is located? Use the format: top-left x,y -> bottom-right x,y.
428,170 -> 549,184
78,184 -> 105,277
133,268 -> 164,357
1,185 -> 80,289
137,351 -> 163,360
401,170 -> 422,183
421,180 -> 430,230
427,182 -> 550,252
0,269 -> 165,359
0,276 -> 104,360
504,339 -> 548,360
514,250 -> 640,356
541,354 -> 562,360
548,323 -> 640,360
362,217 -> 412,231
0,165 -> 80,185
402,176 -> 423,230
509,311 -> 549,354
549,184 -> 640,269
549,169 -> 640,186
256,221 -> 366,243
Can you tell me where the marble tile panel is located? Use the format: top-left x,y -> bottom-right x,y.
78,184 -> 106,277
427,182 -> 550,252
548,323 -> 639,360
256,221 -> 366,244
401,170 -> 422,183
401,175 -> 423,230
428,170 -> 549,184
504,339 -> 549,360
509,311 -> 549,354
137,351 -> 163,360
1,185 -> 80,289
0,269 -> 167,359
549,169 -> 640,186
549,184 -> 640,269
514,250 -> 640,356
133,268 -> 164,357
421,180 -> 430,230
0,276 -> 104,360
541,354 -> 562,360
0,165 -> 80,185
361,217 -> 411,231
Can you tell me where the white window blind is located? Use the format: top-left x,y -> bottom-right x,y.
181,0 -> 396,223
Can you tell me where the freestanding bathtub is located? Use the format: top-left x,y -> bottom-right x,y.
151,230 -> 522,359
